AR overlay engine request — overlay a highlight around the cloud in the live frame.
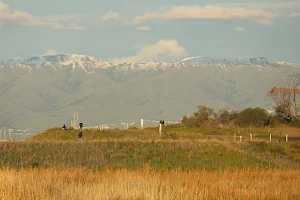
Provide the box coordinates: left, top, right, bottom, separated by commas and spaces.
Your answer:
42, 49, 57, 56
0, 2, 87, 30
102, 11, 121, 20
235, 27, 246, 32
219, 2, 300, 11
137, 26, 151, 31
0, 2, 46, 27
110, 40, 187, 65
289, 13, 300, 17
131, 5, 279, 25
67, 24, 87, 30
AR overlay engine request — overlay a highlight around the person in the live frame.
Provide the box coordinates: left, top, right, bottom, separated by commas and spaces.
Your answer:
79, 121, 83, 129
62, 124, 67, 130
78, 131, 83, 143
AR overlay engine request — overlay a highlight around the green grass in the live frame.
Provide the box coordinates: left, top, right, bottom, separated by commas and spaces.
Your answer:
28, 125, 296, 142
0, 141, 274, 171
1, 125, 299, 172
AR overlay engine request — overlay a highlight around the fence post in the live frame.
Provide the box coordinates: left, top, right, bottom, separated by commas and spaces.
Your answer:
159, 124, 162, 136
234, 133, 236, 141
141, 119, 144, 129
240, 135, 242, 142
270, 134, 272, 142
286, 134, 288, 142
250, 134, 253, 140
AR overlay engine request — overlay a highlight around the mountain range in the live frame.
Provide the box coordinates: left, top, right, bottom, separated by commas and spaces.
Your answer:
0, 54, 299, 132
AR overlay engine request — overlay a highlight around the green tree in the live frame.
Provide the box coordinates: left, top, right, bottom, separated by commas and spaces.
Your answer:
216, 108, 239, 124
235, 107, 269, 127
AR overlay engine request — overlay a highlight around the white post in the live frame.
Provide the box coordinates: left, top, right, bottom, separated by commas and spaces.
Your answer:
250, 134, 253, 140
141, 119, 144, 129
159, 124, 162, 136
270, 134, 272, 142
240, 135, 242, 142
286, 134, 288, 142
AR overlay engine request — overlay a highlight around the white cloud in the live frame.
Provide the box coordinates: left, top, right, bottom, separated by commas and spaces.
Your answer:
42, 49, 57, 56
235, 27, 246, 32
110, 40, 187, 65
0, 2, 87, 30
102, 11, 121, 20
137, 26, 151, 31
0, 2, 46, 27
219, 2, 300, 11
67, 24, 87, 30
289, 13, 300, 17
131, 5, 279, 25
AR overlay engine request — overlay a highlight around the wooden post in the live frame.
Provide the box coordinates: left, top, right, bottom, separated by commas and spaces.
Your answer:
234, 133, 236, 141
286, 134, 288, 142
270, 134, 272, 142
250, 134, 253, 140
159, 124, 162, 136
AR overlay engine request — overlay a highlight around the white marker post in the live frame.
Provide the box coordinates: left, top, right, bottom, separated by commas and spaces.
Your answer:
159, 124, 162, 136
270, 134, 272, 142
250, 134, 253, 140
240, 135, 242, 142
286, 134, 288, 142
141, 119, 144, 129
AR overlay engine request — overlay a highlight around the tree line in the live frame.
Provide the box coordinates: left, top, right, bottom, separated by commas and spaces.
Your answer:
181, 73, 300, 128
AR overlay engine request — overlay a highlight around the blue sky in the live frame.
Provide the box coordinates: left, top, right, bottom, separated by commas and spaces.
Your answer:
0, 0, 300, 63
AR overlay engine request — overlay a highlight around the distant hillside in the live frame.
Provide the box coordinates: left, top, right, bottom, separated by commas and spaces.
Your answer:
1, 54, 299, 131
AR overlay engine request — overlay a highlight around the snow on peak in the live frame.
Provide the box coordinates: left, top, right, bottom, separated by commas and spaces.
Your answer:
1, 54, 112, 72
179, 56, 279, 68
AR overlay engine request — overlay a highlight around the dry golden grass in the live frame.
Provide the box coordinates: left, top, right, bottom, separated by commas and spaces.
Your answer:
0, 168, 299, 200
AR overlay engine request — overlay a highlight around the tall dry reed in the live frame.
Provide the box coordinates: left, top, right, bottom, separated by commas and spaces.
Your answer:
0, 168, 299, 200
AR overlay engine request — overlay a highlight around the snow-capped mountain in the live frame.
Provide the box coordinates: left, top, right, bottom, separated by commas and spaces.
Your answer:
179, 56, 280, 67
1, 54, 299, 73
1, 53, 299, 132
0, 54, 112, 73
2, 54, 300, 74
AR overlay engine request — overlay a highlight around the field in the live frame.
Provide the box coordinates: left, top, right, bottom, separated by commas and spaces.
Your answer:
0, 125, 299, 199
1, 168, 300, 200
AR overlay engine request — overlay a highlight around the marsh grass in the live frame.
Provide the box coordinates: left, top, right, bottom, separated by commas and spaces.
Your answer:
0, 167, 299, 200
0, 140, 299, 171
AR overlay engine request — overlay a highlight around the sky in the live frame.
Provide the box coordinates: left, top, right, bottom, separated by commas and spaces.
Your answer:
0, 0, 300, 63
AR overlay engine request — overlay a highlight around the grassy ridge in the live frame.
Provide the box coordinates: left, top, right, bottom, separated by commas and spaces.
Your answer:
1, 140, 299, 171
29, 125, 298, 142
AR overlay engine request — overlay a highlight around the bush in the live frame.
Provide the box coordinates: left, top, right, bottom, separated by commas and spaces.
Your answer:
235, 107, 269, 127
216, 108, 239, 124
181, 115, 198, 127
290, 119, 300, 128
181, 105, 216, 127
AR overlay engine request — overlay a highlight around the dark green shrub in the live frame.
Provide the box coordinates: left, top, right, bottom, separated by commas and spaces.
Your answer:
235, 107, 269, 127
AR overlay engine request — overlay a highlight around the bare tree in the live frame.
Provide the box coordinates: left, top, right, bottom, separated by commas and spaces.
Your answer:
268, 73, 300, 119
287, 73, 300, 118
